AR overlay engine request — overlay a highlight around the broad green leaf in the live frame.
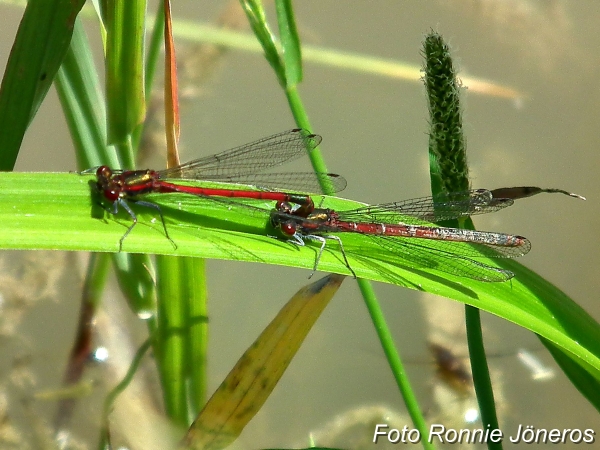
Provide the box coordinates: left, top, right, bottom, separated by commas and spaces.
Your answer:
0, 171, 598, 387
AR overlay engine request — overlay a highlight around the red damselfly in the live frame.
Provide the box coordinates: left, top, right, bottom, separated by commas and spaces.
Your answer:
270, 189, 532, 282
91, 129, 345, 248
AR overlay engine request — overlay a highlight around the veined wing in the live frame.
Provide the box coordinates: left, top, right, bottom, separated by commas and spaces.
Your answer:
160, 129, 322, 179
351, 233, 525, 282
339, 189, 514, 224
219, 172, 346, 194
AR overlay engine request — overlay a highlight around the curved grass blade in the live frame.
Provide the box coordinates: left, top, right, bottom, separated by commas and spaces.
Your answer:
0, 172, 598, 390
0, 0, 86, 170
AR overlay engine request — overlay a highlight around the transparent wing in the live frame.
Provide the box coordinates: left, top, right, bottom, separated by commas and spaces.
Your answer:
339, 189, 514, 224
353, 234, 525, 282
160, 129, 322, 179
220, 172, 346, 194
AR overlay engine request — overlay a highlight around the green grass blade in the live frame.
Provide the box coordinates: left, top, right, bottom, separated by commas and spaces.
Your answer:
154, 255, 209, 424
156, 255, 189, 426
0, 0, 86, 170
275, 0, 302, 86
239, 0, 286, 87
132, 1, 166, 150
55, 19, 116, 169
2, 173, 598, 391
466, 305, 501, 449
180, 257, 209, 417
104, 0, 147, 145
542, 337, 600, 412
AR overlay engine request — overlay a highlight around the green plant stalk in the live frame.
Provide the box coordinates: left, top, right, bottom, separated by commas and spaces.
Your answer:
104, 0, 147, 145
275, 0, 302, 86
423, 31, 499, 442
132, 0, 165, 151
241, 1, 333, 184
113, 133, 136, 170
180, 257, 209, 418
466, 306, 501, 450
116, 0, 205, 424
156, 256, 189, 426
241, 0, 286, 87
280, 5, 428, 438
358, 279, 435, 449
154, 255, 209, 424
465, 305, 499, 429
285, 86, 332, 192
106, 11, 160, 331
138, 2, 210, 423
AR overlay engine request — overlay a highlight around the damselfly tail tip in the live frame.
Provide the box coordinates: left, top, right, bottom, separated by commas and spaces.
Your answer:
543, 188, 586, 200
518, 236, 532, 256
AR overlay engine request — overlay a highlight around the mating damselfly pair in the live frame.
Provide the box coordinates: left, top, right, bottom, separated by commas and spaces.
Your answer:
88, 129, 583, 282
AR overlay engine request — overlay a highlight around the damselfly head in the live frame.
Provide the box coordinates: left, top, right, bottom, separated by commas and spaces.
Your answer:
96, 165, 112, 179
269, 209, 297, 237
280, 221, 297, 237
